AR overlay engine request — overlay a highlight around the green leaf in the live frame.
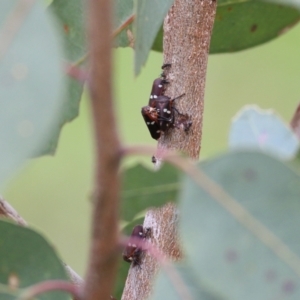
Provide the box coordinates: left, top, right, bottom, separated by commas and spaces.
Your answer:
210, 0, 300, 53
180, 151, 300, 299
134, 0, 175, 75
0, 220, 69, 300
150, 1, 300, 54
261, 0, 300, 10
121, 164, 180, 222
152, 264, 226, 300
229, 105, 299, 159
47, 0, 86, 155
0, 1, 64, 183
114, 0, 134, 47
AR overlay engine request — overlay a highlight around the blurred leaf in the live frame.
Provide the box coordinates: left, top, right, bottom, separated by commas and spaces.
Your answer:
0, 1, 64, 184
47, 0, 86, 155
152, 264, 226, 300
114, 0, 134, 47
210, 0, 300, 53
151, 1, 300, 54
180, 151, 300, 300
0, 220, 69, 300
134, 0, 175, 75
229, 105, 299, 159
151, 26, 163, 53
121, 164, 180, 222
261, 0, 300, 10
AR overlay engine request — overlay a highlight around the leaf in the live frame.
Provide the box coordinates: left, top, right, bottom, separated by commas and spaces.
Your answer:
47, 0, 86, 155
261, 0, 300, 10
114, 0, 134, 47
0, 1, 64, 184
121, 164, 180, 222
180, 151, 300, 299
150, 1, 300, 54
0, 220, 69, 300
134, 0, 175, 75
210, 0, 300, 53
229, 105, 299, 159
151, 264, 226, 300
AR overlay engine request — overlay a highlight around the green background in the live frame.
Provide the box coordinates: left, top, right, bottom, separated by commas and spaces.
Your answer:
3, 23, 300, 279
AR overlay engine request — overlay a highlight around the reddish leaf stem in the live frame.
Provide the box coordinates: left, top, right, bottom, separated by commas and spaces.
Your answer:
17, 280, 81, 300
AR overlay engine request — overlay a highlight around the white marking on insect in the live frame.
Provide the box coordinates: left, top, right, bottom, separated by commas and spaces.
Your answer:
128, 243, 131, 247
139, 232, 143, 236
153, 95, 158, 99
147, 122, 150, 125
158, 84, 163, 88
163, 108, 167, 112
132, 244, 136, 248
150, 95, 153, 99
128, 257, 133, 261
167, 110, 171, 114
151, 121, 155, 125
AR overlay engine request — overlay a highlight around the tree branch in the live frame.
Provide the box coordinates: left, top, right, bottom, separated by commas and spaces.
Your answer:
84, 0, 121, 299
157, 0, 217, 161
122, 1, 217, 299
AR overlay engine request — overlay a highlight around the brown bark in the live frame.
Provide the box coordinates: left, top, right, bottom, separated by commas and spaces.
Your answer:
122, 1, 216, 299
121, 203, 181, 300
156, 0, 217, 161
84, 0, 121, 299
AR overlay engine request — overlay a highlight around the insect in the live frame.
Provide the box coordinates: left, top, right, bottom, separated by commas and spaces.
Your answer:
141, 64, 191, 140
123, 225, 151, 267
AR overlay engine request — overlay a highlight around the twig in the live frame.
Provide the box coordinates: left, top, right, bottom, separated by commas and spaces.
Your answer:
17, 280, 81, 300
290, 102, 300, 139
84, 0, 121, 299
0, 196, 27, 226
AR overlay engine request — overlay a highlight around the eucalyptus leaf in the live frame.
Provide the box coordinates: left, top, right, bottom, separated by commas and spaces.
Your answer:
0, 1, 64, 183
152, 264, 226, 300
47, 0, 86, 155
229, 105, 299, 159
134, 0, 175, 75
180, 151, 300, 299
151, 1, 300, 54
0, 220, 69, 300
121, 164, 180, 222
210, 0, 300, 53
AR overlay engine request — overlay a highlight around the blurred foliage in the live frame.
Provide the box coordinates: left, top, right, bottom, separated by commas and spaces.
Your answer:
1, 1, 300, 299
0, 220, 69, 300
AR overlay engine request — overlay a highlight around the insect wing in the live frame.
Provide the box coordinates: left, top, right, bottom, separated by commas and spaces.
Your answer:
123, 225, 144, 265
141, 106, 161, 140
155, 96, 174, 131
149, 78, 168, 107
